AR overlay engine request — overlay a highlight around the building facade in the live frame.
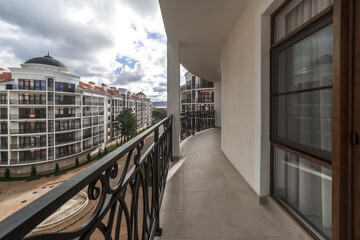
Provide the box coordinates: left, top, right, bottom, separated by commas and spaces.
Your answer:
0, 55, 152, 167
180, 72, 214, 113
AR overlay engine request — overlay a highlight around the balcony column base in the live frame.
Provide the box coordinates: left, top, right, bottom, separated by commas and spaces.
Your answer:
154, 227, 163, 236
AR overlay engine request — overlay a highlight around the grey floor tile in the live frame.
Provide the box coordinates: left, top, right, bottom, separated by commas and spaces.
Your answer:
185, 210, 225, 239
217, 209, 294, 238
161, 192, 184, 210
184, 169, 205, 179
207, 179, 249, 192
184, 179, 209, 192
184, 192, 216, 210
165, 177, 183, 192
202, 169, 227, 179
183, 163, 202, 170
160, 210, 185, 238
211, 191, 260, 210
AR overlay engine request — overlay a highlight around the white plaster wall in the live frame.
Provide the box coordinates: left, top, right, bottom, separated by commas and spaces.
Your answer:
220, 0, 282, 196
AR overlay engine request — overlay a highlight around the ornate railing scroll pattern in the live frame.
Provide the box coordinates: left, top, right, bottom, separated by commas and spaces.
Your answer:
180, 111, 215, 141
0, 116, 173, 240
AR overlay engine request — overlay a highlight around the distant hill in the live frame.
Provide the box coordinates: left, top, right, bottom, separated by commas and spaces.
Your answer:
152, 101, 167, 107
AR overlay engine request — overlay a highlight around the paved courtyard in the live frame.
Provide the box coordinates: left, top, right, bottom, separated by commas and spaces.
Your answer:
157, 128, 300, 240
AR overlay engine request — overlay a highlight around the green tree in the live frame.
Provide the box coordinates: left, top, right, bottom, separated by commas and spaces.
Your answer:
116, 108, 138, 141
4, 168, 10, 179
55, 163, 60, 173
75, 158, 80, 167
31, 166, 37, 176
152, 109, 166, 123
87, 153, 91, 162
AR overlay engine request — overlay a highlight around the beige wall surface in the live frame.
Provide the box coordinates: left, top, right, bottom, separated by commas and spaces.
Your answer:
220, 0, 281, 196
221, 0, 258, 193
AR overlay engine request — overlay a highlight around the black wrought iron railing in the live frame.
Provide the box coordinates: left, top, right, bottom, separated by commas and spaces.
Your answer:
180, 111, 215, 140
0, 115, 173, 239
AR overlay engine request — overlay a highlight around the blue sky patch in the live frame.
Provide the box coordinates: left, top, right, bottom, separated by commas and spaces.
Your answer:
116, 56, 138, 70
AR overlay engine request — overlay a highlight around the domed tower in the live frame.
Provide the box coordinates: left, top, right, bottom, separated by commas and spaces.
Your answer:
20, 53, 71, 74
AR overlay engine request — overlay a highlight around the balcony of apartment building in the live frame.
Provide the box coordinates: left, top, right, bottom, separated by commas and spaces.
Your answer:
54, 82, 83, 94
10, 122, 47, 135
1, 1, 358, 240
55, 121, 81, 133
9, 95, 47, 106
55, 132, 82, 146
10, 149, 47, 165
55, 143, 82, 159
180, 83, 191, 92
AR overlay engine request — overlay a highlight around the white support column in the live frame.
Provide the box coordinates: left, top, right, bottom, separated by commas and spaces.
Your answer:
214, 81, 221, 127
167, 41, 180, 160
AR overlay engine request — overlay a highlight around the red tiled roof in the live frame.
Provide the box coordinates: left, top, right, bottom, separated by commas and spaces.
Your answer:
0, 68, 4, 71
78, 81, 150, 102
0, 72, 14, 83
79, 81, 106, 94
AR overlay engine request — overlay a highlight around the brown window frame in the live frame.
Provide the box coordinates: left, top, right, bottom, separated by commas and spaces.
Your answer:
270, 11, 333, 162
270, 2, 335, 240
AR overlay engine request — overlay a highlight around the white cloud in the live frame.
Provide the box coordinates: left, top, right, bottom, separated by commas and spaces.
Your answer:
0, 0, 170, 102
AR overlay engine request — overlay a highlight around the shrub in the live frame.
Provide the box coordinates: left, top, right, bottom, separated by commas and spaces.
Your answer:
98, 150, 101, 158
87, 153, 91, 162
4, 168, 10, 179
116, 141, 119, 147
104, 146, 108, 154
55, 163, 59, 173
75, 158, 79, 167
31, 166, 37, 176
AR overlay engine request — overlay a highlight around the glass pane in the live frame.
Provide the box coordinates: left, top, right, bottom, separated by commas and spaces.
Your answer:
277, 89, 332, 152
274, 147, 332, 239
276, 23, 333, 93
274, 0, 333, 42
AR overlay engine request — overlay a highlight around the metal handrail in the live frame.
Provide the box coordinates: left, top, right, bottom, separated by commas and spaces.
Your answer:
181, 110, 215, 141
0, 115, 172, 239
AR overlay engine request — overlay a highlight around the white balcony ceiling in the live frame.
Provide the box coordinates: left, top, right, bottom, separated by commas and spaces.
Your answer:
159, 0, 249, 82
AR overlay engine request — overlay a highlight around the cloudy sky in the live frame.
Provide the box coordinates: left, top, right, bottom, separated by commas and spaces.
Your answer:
0, 0, 186, 102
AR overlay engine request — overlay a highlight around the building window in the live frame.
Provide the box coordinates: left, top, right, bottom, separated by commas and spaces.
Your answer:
271, 1, 333, 239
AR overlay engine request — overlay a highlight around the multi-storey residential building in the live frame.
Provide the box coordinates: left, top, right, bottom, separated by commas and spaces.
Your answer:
0, 54, 152, 170
180, 72, 214, 113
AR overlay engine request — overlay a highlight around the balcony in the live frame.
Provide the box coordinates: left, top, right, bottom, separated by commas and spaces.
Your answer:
181, 98, 191, 104
196, 98, 214, 103
181, 84, 191, 91
55, 149, 81, 159
10, 114, 46, 120
55, 137, 82, 145
55, 101, 81, 105
83, 112, 92, 117
0, 117, 172, 239
83, 133, 92, 140
196, 83, 214, 89
10, 142, 46, 150
55, 114, 76, 118
10, 128, 47, 134
156, 128, 295, 239
55, 126, 81, 132
10, 99, 46, 105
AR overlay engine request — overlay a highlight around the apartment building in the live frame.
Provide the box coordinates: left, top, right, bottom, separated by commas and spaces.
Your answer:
180, 72, 214, 113
0, 54, 152, 169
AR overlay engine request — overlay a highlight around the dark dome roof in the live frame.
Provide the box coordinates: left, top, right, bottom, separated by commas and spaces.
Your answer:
24, 54, 68, 69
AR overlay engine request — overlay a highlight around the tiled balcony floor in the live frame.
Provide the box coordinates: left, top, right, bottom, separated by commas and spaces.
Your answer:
157, 128, 299, 240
